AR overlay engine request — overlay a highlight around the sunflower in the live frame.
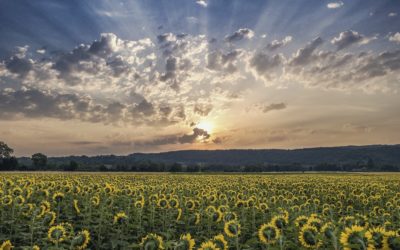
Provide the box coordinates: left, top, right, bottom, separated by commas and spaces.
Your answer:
43, 211, 56, 226
194, 212, 201, 225
258, 223, 280, 244
206, 205, 217, 214
213, 234, 228, 250
21, 203, 34, 217
32, 245, 40, 250
271, 215, 288, 229
299, 225, 321, 249
368, 227, 386, 249
169, 198, 179, 208
52, 192, 64, 203
48, 225, 67, 244
14, 195, 25, 206
210, 210, 223, 223
134, 200, 144, 209
383, 231, 400, 250
71, 229, 90, 250
258, 203, 269, 212
1, 195, 13, 206
113, 211, 128, 224
176, 208, 182, 221
41, 201, 51, 212
0, 240, 13, 250
306, 217, 323, 230
73, 199, 80, 214
185, 199, 196, 211
198, 241, 220, 250
294, 215, 309, 228
320, 222, 335, 239
223, 212, 237, 222
176, 233, 195, 250
140, 233, 164, 250
340, 225, 373, 250
157, 198, 169, 209
224, 220, 241, 238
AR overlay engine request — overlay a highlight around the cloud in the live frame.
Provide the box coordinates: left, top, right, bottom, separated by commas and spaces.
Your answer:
5, 56, 32, 78
331, 30, 375, 50
262, 103, 287, 113
194, 103, 213, 116
266, 36, 293, 51
196, 0, 207, 7
327, 1, 344, 9
134, 127, 211, 146
250, 52, 284, 80
290, 37, 323, 65
389, 32, 400, 44
1, 31, 400, 130
388, 12, 398, 17
225, 28, 254, 43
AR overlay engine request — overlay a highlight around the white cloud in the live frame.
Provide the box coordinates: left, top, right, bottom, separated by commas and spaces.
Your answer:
225, 28, 255, 43
196, 0, 207, 7
327, 1, 344, 9
388, 12, 398, 17
266, 36, 293, 51
389, 32, 400, 44
331, 30, 376, 50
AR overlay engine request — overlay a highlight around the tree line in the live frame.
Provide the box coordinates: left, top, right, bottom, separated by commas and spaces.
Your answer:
1, 141, 399, 172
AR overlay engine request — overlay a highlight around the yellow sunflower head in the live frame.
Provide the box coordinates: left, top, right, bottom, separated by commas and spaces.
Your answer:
177, 233, 195, 250
71, 229, 90, 250
48, 225, 67, 244
0, 240, 13, 250
113, 211, 128, 224
383, 231, 400, 250
299, 225, 322, 249
224, 220, 241, 238
198, 241, 220, 250
213, 234, 228, 250
340, 225, 372, 250
140, 233, 164, 250
52, 192, 64, 203
368, 227, 386, 249
258, 223, 280, 245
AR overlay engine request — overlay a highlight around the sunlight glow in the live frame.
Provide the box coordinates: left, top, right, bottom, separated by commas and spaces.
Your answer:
197, 120, 214, 133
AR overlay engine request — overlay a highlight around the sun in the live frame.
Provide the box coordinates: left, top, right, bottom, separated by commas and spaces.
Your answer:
197, 121, 214, 133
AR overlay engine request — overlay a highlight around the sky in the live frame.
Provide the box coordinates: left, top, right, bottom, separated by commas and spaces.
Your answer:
0, 0, 400, 156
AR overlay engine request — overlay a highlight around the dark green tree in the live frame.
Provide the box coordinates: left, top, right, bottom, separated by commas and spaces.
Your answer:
31, 153, 47, 168
0, 141, 14, 158
64, 160, 79, 171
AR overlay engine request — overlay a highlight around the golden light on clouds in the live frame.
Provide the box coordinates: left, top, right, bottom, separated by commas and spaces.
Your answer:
196, 120, 214, 134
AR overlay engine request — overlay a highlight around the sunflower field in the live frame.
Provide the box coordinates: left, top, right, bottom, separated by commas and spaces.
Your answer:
0, 173, 399, 250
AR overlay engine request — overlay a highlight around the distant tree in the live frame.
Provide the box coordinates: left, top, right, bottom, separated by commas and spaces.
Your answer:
381, 165, 399, 172
0, 141, 14, 158
187, 164, 201, 172
0, 157, 18, 170
99, 165, 109, 172
169, 163, 183, 172
31, 153, 47, 168
64, 160, 79, 171
367, 158, 375, 170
